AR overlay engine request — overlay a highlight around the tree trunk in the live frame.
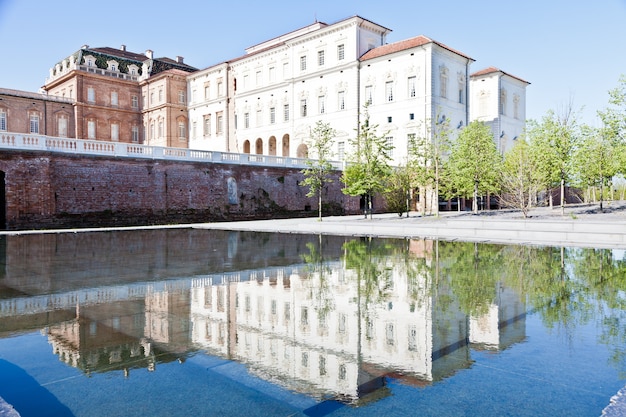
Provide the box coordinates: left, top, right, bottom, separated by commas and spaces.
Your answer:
318, 192, 323, 221
473, 181, 479, 214
560, 178, 565, 217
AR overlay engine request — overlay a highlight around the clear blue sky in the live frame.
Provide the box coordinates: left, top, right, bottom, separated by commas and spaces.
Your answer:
1, 0, 624, 125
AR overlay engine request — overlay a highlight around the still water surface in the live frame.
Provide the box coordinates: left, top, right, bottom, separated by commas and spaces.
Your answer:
0, 229, 624, 416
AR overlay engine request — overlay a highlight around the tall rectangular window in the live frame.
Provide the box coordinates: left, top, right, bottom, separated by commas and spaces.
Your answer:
0, 110, 7, 131
178, 121, 186, 139
283, 104, 290, 121
337, 141, 345, 160
111, 123, 119, 141
111, 91, 118, 107
337, 44, 345, 61
204, 83, 210, 99
87, 87, 95, 103
270, 107, 276, 124
29, 114, 39, 134
216, 112, 223, 134
244, 112, 249, 129
283, 62, 289, 78
158, 121, 163, 137
338, 91, 345, 110
386, 81, 394, 102
217, 80, 224, 97
269, 67, 276, 82
256, 71, 262, 86
204, 115, 211, 136
408, 76, 416, 98
318, 96, 325, 114
317, 50, 325, 66
179, 91, 186, 104
256, 109, 262, 127
58, 116, 67, 137
365, 85, 373, 105
158, 89, 163, 102
386, 136, 394, 157
300, 55, 307, 71
88, 120, 96, 139
192, 121, 197, 139
300, 99, 307, 117
132, 95, 139, 109
132, 126, 139, 143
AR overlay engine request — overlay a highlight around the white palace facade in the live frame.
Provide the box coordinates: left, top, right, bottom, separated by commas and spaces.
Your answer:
187, 16, 529, 165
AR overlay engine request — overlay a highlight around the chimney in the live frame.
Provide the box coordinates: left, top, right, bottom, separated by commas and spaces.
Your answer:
145, 49, 153, 59
120, 44, 126, 51
176, 56, 184, 64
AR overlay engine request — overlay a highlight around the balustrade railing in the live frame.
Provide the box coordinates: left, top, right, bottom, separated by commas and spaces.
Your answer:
0, 132, 344, 169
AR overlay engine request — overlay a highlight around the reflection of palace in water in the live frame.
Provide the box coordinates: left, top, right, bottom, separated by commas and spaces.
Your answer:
0, 231, 527, 402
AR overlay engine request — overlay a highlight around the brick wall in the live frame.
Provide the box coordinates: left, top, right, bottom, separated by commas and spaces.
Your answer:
0, 150, 360, 230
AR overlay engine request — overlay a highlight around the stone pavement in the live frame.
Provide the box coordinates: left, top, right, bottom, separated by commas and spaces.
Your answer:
194, 202, 626, 249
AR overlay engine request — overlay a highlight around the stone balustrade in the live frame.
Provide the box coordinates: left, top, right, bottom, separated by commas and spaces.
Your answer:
0, 132, 344, 169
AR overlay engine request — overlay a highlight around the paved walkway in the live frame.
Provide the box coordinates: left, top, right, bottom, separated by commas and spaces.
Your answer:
194, 202, 626, 249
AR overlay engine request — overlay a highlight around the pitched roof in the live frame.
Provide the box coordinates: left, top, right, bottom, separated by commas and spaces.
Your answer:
360, 35, 473, 61
471, 66, 530, 84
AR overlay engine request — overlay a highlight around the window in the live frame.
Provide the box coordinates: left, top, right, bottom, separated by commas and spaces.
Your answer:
338, 91, 345, 110
149, 122, 154, 140
365, 85, 373, 105
387, 116, 392, 123
317, 50, 325, 66
132, 95, 138, 109
408, 76, 416, 98
283, 104, 290, 121
337, 141, 345, 160
513, 94, 520, 119
87, 87, 95, 103
217, 80, 224, 97
318, 96, 325, 114
300, 55, 307, 71
158, 120, 163, 137
192, 121, 197, 139
500, 89, 507, 115
158, 89, 163, 102
111, 91, 118, 107
150, 92, 154, 105
255, 70, 262, 87
440, 66, 448, 98
256, 109, 262, 127
269, 66, 276, 82
407, 133, 416, 148
111, 123, 119, 141
244, 112, 249, 129
29, 114, 39, 134
270, 107, 276, 124
409, 113, 415, 120
337, 44, 345, 61
216, 112, 223, 134
386, 136, 394, 157
204, 115, 211, 136
88, 120, 96, 139
385, 81, 394, 102
0, 109, 7, 131
283, 62, 289, 78
57, 116, 67, 137
178, 121, 186, 139
204, 84, 210, 99
132, 126, 139, 143
178, 90, 186, 104
300, 99, 307, 117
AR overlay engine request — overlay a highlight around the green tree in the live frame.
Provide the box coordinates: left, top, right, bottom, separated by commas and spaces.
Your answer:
446, 121, 501, 214
572, 125, 619, 210
526, 105, 580, 215
499, 138, 539, 217
384, 165, 412, 217
407, 113, 452, 216
598, 75, 626, 178
342, 106, 393, 219
301, 121, 336, 221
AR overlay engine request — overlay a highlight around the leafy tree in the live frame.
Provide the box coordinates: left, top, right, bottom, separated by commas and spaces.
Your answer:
407, 113, 452, 216
526, 105, 580, 215
342, 106, 393, 219
572, 125, 619, 210
301, 121, 336, 221
446, 121, 501, 214
499, 138, 539, 217
384, 165, 412, 217
598, 75, 626, 179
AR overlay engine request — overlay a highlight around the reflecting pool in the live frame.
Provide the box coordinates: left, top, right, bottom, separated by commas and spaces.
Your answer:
0, 229, 625, 416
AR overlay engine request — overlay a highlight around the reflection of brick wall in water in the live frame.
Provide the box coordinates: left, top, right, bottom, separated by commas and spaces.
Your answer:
0, 151, 359, 229
2, 230, 347, 294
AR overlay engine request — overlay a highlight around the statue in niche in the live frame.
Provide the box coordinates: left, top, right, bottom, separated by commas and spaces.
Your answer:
227, 177, 238, 205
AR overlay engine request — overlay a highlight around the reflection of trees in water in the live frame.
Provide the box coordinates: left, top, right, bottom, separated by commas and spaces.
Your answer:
300, 235, 626, 376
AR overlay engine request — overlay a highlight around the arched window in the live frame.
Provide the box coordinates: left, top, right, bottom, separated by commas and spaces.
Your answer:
255, 138, 263, 154
297, 143, 308, 158
269, 136, 277, 155
243, 140, 251, 154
